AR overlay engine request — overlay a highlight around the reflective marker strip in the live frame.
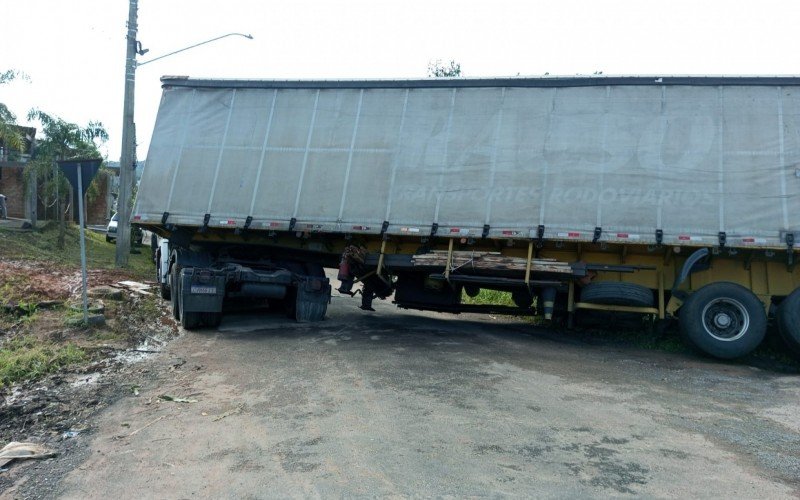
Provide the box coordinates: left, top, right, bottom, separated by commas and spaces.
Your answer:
615, 233, 640, 240
133, 215, 141, 221
678, 235, 703, 242
219, 220, 236, 226
401, 227, 420, 233
557, 232, 581, 238
502, 230, 521, 236
352, 225, 371, 231
741, 237, 767, 244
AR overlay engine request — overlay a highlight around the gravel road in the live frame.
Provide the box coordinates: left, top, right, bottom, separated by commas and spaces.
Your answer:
9, 287, 800, 498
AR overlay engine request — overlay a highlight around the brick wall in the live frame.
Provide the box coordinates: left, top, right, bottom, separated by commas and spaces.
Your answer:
1, 166, 110, 224
0, 166, 27, 218
68, 172, 111, 225
86, 173, 110, 225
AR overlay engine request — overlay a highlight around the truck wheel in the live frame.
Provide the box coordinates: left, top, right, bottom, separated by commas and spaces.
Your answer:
579, 282, 654, 307
678, 282, 766, 359
776, 287, 800, 358
170, 263, 182, 320
181, 310, 201, 329
296, 298, 327, 322
176, 267, 202, 329
158, 258, 171, 301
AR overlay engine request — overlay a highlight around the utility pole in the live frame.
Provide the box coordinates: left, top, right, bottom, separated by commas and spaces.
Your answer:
116, 0, 137, 267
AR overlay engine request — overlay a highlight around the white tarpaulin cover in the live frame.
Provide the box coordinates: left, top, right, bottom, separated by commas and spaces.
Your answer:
134, 76, 800, 249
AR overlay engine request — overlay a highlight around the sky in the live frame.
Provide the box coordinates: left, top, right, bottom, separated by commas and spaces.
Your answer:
1, 0, 799, 161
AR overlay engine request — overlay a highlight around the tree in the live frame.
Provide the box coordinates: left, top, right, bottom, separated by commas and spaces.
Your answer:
427, 59, 462, 78
0, 70, 26, 154
25, 109, 108, 248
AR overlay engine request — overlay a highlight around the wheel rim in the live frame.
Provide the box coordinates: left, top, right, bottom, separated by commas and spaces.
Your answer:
701, 297, 750, 341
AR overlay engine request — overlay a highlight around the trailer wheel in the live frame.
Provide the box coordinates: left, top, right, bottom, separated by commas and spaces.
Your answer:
170, 263, 182, 320
776, 287, 800, 357
678, 282, 766, 359
579, 282, 654, 307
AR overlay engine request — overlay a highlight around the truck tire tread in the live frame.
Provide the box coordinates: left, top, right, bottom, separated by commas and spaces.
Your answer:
776, 287, 800, 358
580, 282, 654, 307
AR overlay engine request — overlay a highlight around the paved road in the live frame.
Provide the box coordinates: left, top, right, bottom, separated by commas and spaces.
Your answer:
52, 289, 800, 498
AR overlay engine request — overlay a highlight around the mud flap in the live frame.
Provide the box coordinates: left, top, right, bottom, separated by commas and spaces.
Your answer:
294, 276, 331, 322
180, 268, 226, 314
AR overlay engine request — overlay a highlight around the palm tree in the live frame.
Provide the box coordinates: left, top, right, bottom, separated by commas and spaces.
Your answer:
26, 109, 108, 247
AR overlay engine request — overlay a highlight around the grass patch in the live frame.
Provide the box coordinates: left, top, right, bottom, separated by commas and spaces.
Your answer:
0, 224, 172, 390
0, 221, 153, 279
89, 330, 125, 342
0, 336, 88, 389
0, 275, 36, 304
462, 288, 517, 307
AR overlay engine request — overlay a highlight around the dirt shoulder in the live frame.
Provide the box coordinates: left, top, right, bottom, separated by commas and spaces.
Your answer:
0, 224, 177, 494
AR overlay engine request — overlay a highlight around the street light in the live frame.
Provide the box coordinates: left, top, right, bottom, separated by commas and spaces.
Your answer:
138, 33, 253, 67
115, 0, 253, 267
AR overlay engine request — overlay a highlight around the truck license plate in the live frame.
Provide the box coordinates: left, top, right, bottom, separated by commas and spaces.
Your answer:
190, 286, 217, 294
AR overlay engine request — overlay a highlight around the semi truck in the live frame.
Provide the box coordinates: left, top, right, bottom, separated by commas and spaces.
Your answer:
133, 75, 800, 360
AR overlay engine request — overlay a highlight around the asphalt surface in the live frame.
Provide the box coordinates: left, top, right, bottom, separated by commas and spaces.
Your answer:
29, 286, 800, 498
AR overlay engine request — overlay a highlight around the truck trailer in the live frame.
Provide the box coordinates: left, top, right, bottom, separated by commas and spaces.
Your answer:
133, 75, 800, 360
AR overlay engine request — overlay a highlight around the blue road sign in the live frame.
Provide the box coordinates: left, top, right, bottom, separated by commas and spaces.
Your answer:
57, 159, 102, 194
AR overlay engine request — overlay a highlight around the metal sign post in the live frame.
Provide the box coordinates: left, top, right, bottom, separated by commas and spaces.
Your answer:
58, 159, 102, 325
76, 165, 89, 323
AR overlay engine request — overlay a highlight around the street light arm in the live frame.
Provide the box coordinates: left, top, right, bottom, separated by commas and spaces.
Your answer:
137, 32, 253, 66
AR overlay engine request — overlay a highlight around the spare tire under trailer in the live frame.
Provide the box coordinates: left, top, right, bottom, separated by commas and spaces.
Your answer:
572, 281, 656, 330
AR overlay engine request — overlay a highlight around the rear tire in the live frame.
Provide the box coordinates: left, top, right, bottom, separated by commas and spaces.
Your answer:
170, 263, 182, 320
176, 267, 201, 330
158, 258, 171, 301
776, 287, 800, 358
180, 310, 201, 329
678, 282, 766, 359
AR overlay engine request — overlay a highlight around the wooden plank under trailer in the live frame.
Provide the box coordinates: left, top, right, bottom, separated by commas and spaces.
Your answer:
359, 240, 667, 321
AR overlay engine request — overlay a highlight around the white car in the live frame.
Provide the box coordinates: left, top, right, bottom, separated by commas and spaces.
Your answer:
106, 213, 143, 245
